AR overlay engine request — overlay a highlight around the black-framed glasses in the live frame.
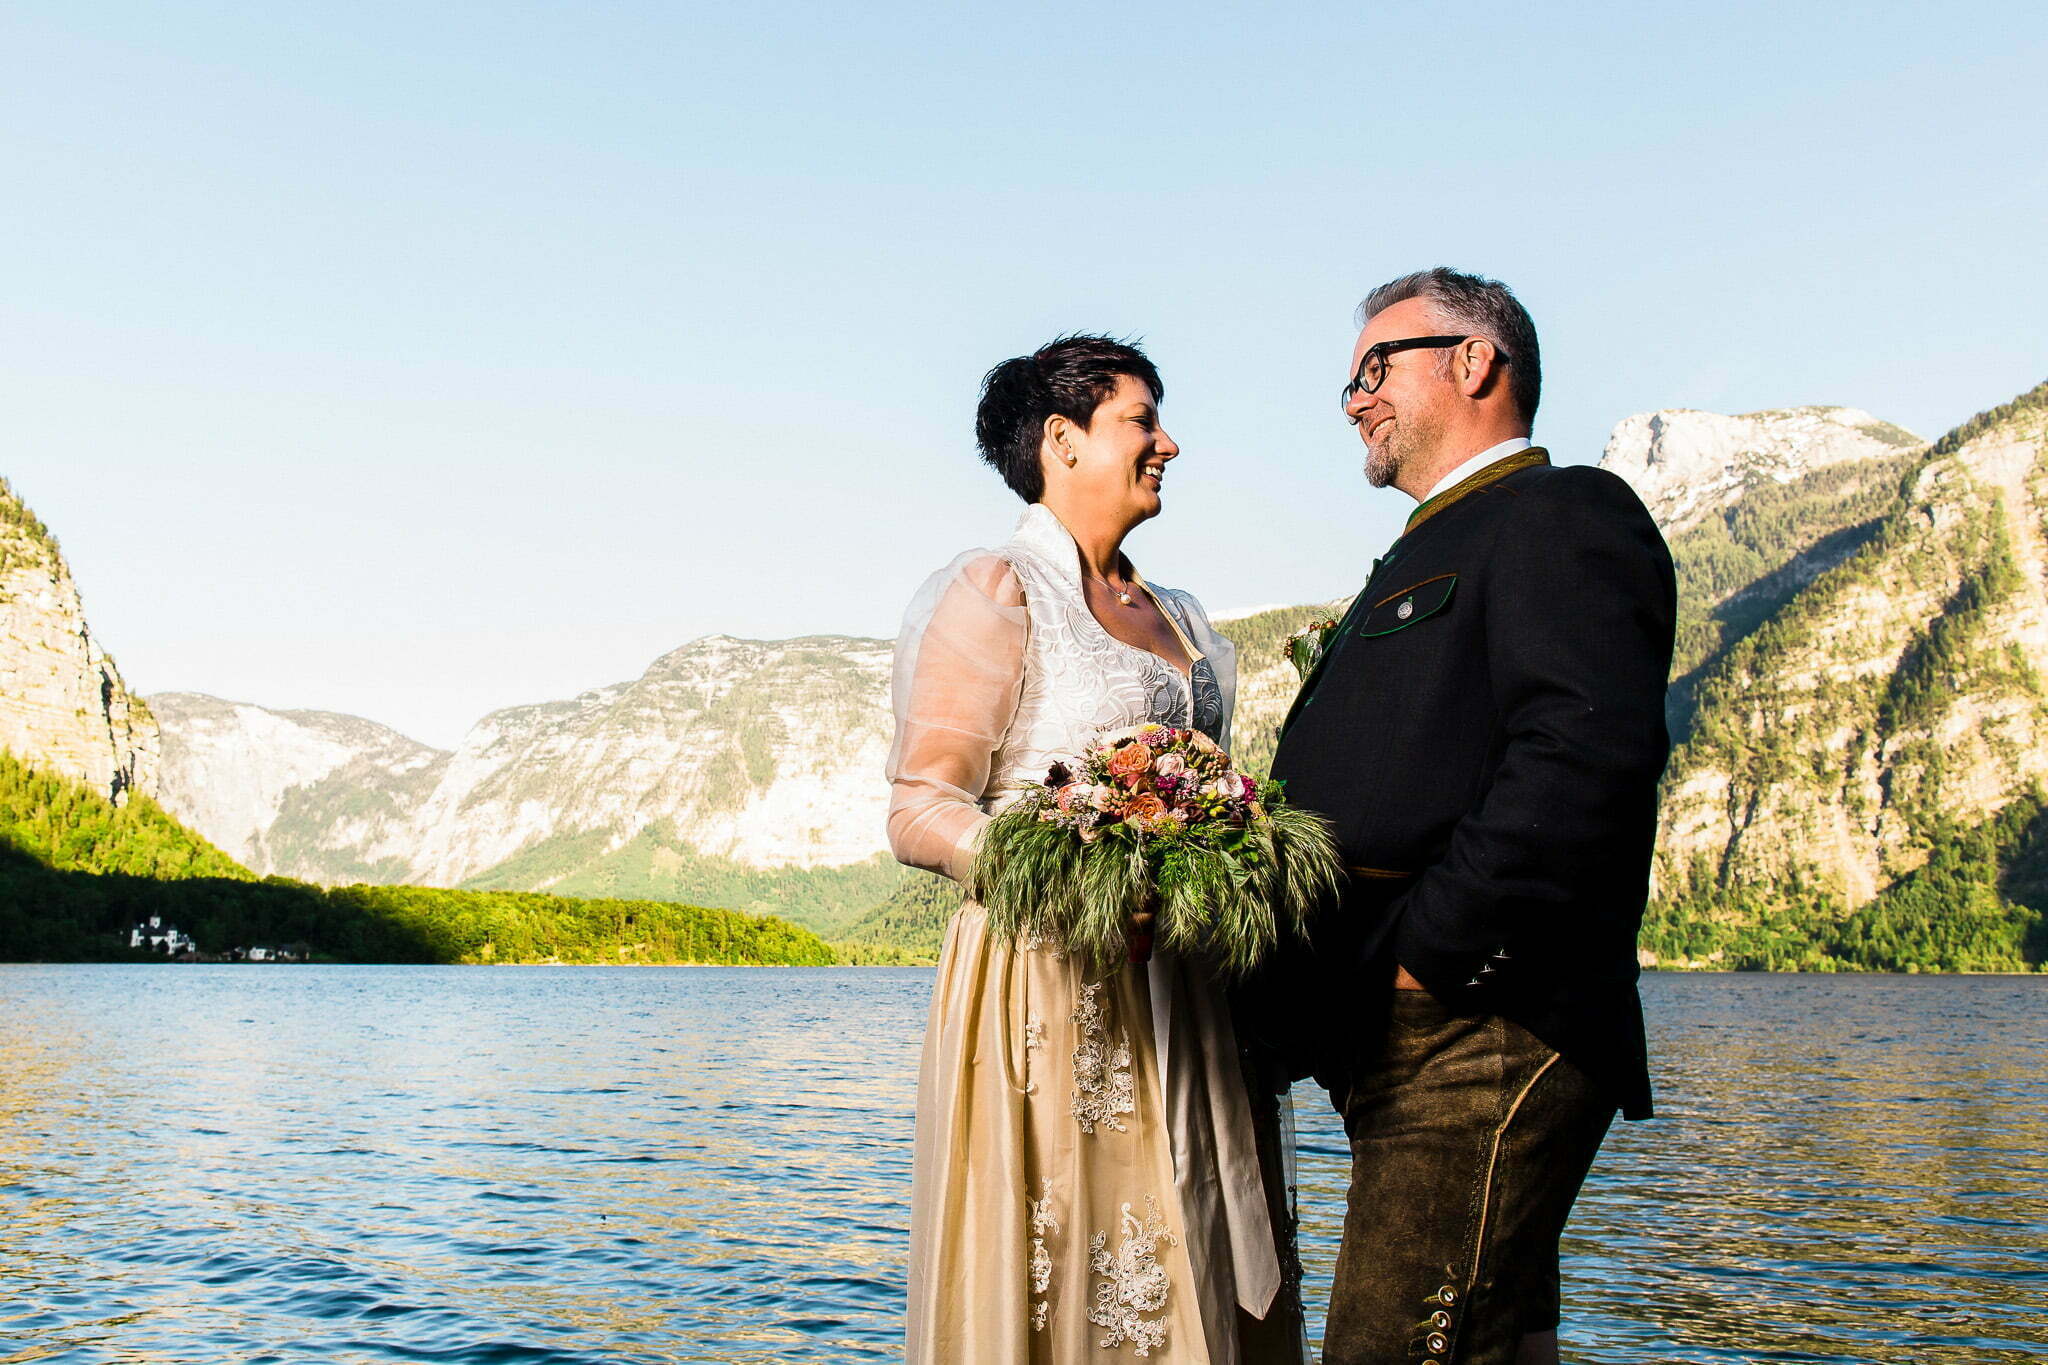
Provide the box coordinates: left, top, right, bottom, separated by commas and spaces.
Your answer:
1341, 335, 1509, 417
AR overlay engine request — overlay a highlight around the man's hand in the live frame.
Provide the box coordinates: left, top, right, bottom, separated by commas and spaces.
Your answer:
1393, 963, 1428, 992
1128, 892, 1159, 965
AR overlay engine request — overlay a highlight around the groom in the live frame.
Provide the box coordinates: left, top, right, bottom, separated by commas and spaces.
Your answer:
1266, 269, 1675, 1364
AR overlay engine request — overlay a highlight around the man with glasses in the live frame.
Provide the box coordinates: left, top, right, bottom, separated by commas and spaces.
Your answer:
1253, 268, 1677, 1364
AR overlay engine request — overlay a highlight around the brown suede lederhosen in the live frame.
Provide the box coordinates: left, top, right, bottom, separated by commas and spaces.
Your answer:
1322, 987, 1615, 1365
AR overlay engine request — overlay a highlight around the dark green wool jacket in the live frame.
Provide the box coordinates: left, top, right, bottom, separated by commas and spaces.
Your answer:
1255, 452, 1675, 1120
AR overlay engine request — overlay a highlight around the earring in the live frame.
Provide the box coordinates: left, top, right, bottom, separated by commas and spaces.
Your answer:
1062, 449, 1077, 467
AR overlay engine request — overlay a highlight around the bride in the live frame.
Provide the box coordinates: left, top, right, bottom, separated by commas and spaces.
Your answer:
887, 335, 1304, 1362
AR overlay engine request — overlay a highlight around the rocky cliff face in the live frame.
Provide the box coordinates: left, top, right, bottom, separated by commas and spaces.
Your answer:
403, 634, 896, 885
151, 693, 448, 881
1604, 411, 1928, 741
1648, 381, 2048, 930
0, 477, 158, 802
1600, 406, 1921, 534
153, 634, 897, 889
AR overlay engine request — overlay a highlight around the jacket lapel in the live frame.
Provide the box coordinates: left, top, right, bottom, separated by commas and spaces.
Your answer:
1277, 448, 1549, 743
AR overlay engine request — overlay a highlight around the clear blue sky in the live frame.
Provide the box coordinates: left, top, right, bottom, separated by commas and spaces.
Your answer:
6, 1, 2044, 747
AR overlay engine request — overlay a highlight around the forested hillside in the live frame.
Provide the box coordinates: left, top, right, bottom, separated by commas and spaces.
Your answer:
0, 750, 833, 966
1645, 381, 2048, 971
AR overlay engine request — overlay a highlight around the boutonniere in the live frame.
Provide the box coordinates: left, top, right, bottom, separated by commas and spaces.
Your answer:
1283, 617, 1340, 681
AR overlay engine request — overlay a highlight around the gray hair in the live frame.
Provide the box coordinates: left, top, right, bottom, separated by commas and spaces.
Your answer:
1357, 267, 1540, 424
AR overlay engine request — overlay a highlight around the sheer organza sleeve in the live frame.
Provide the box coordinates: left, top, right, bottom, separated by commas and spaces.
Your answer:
886, 551, 1028, 884
1168, 588, 1238, 754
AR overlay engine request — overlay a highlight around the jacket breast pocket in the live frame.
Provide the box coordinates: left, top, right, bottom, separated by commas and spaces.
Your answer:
1356, 572, 1457, 637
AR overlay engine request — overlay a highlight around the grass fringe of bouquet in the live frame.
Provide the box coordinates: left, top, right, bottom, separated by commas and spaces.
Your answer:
971, 795, 1341, 979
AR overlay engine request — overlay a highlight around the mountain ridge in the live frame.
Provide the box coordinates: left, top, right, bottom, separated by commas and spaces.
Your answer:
128, 390, 2048, 971
1643, 379, 2048, 969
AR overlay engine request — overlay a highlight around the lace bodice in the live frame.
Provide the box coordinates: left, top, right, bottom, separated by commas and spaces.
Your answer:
887, 504, 1239, 883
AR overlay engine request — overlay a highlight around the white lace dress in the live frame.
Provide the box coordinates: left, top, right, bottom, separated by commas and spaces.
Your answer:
888, 503, 1303, 1363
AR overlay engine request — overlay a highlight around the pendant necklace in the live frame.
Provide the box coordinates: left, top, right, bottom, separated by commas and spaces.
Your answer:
1086, 570, 1137, 607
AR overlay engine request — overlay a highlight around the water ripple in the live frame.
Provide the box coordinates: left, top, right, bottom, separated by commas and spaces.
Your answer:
1, 967, 2042, 1362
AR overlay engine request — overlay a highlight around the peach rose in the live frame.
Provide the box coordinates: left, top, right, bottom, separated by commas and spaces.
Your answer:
1125, 793, 1168, 824
1109, 742, 1153, 785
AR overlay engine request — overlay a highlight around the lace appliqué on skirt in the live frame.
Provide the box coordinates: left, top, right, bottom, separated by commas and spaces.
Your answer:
1019, 924, 1067, 957
1028, 1179, 1059, 1332
1088, 1197, 1176, 1356
1017, 1011, 1045, 1096
1069, 981, 1135, 1135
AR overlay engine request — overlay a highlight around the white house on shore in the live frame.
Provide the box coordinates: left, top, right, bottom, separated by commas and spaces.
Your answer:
129, 915, 195, 956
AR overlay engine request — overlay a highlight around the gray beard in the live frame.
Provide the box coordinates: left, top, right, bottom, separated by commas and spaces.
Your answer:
1363, 442, 1399, 489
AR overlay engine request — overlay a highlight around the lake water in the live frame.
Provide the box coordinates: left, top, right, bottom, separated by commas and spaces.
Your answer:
1, 968, 2042, 1364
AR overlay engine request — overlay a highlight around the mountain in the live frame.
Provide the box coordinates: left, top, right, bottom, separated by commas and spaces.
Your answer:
0, 478, 838, 967
1598, 407, 1928, 739
1599, 406, 1921, 534
0, 477, 158, 803
152, 636, 904, 936
1641, 381, 2048, 970
152, 693, 447, 882
150, 408, 1916, 899
142, 393, 2048, 972
404, 633, 895, 883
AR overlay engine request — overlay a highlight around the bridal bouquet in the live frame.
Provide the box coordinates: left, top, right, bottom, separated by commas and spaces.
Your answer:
971, 723, 1340, 977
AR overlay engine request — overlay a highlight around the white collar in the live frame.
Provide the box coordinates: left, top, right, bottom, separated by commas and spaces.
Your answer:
1010, 503, 1160, 592
1010, 503, 1087, 585
1422, 436, 1534, 503
1009, 502, 1172, 602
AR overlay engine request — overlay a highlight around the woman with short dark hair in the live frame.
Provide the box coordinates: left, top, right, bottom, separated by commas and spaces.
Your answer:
888, 335, 1303, 1361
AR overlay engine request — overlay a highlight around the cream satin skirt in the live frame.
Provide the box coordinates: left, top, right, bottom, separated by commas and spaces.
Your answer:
907, 902, 1305, 1363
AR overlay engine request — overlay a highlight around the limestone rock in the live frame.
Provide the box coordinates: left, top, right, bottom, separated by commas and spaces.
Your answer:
1652, 382, 2048, 912
151, 692, 447, 879
152, 634, 898, 886
1600, 406, 1920, 533
402, 634, 897, 885
0, 477, 157, 802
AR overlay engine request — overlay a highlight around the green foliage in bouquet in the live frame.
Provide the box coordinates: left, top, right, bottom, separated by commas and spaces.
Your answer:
1283, 616, 1341, 681
970, 724, 1341, 978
